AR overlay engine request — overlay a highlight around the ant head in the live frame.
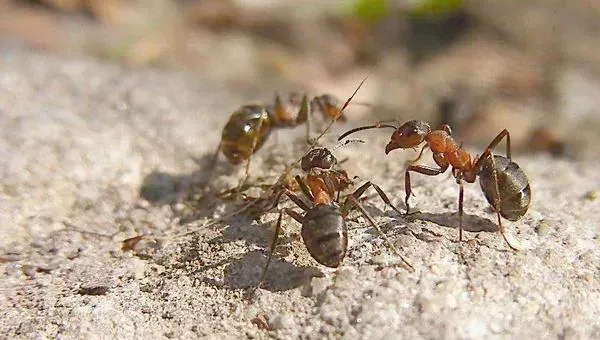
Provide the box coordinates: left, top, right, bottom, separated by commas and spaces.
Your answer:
301, 147, 338, 171
385, 120, 431, 154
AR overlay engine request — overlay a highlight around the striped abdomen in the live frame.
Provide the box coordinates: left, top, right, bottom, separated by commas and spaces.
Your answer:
301, 204, 347, 267
479, 155, 531, 221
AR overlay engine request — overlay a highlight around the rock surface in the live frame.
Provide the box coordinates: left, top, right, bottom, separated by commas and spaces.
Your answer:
1, 50, 599, 339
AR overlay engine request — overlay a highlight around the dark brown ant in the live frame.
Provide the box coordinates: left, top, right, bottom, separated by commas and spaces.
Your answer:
338, 120, 531, 250
210, 92, 354, 190
250, 144, 414, 294
122, 77, 370, 249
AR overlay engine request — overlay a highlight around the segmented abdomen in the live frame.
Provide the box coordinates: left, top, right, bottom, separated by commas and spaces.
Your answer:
479, 155, 531, 221
301, 204, 347, 268
220, 105, 271, 164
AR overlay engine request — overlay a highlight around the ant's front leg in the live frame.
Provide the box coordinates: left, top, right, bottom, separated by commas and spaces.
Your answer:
342, 181, 402, 215
404, 164, 447, 214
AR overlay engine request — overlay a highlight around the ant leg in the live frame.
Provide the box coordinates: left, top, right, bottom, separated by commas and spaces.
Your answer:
294, 175, 315, 202
458, 178, 464, 243
286, 209, 304, 222
342, 181, 402, 215
489, 155, 518, 251
285, 188, 312, 212
236, 157, 252, 191
345, 195, 414, 271
249, 186, 310, 297
249, 209, 285, 297
235, 117, 271, 192
408, 144, 428, 164
404, 165, 447, 215
474, 130, 512, 171
369, 182, 403, 214
294, 95, 310, 143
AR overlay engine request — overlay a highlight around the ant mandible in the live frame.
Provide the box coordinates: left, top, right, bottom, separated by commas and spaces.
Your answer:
338, 120, 531, 251
250, 145, 414, 295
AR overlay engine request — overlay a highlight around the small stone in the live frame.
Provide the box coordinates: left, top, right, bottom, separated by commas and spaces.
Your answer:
77, 285, 110, 296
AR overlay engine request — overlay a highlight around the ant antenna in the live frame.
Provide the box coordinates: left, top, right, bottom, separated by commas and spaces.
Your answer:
331, 138, 365, 152
271, 73, 371, 187
308, 72, 371, 150
337, 122, 398, 141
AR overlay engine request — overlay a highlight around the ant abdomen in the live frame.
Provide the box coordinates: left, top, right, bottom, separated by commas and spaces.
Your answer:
301, 204, 348, 268
220, 105, 272, 164
479, 155, 531, 221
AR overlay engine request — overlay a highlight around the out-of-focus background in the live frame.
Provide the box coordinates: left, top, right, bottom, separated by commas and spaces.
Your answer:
1, 0, 599, 160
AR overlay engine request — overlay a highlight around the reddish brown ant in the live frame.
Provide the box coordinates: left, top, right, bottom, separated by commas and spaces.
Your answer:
338, 120, 531, 250
250, 144, 414, 294
123, 77, 370, 253
210, 91, 358, 191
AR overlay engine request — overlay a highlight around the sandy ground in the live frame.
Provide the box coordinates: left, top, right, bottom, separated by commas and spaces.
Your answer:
1, 50, 599, 339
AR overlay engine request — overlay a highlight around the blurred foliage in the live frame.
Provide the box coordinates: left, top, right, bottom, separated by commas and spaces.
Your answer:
347, 0, 465, 22
409, 0, 465, 16
349, 0, 388, 23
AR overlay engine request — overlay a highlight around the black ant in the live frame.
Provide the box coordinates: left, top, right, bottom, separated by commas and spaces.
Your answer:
338, 120, 531, 250
250, 145, 414, 294
210, 92, 354, 190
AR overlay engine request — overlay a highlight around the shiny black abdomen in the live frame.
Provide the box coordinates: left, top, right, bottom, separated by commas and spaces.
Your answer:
301, 204, 347, 267
479, 155, 531, 221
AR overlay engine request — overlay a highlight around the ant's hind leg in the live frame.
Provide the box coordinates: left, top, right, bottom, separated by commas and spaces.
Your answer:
489, 155, 518, 251
474, 129, 512, 168
497, 212, 518, 251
